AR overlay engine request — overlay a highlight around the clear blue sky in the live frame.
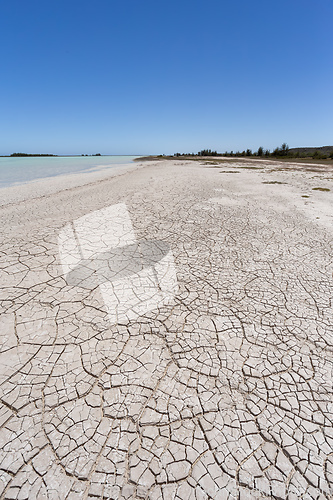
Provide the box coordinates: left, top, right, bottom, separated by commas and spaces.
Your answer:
1, 0, 332, 155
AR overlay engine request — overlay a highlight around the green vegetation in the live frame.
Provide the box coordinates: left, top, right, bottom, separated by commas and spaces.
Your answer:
175, 149, 218, 157
10, 153, 57, 157
173, 144, 333, 161
198, 149, 218, 156
272, 143, 289, 156
291, 146, 333, 159
3, 153, 102, 158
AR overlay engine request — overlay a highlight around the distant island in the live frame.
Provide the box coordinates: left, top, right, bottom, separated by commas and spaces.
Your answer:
1, 153, 103, 157
9, 153, 58, 157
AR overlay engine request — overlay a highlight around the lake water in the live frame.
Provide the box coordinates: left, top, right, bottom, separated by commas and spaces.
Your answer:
0, 156, 139, 189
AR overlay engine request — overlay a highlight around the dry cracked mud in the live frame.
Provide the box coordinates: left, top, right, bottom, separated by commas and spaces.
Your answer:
0, 159, 332, 499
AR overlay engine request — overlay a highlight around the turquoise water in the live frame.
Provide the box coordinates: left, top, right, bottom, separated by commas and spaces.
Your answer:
0, 156, 139, 189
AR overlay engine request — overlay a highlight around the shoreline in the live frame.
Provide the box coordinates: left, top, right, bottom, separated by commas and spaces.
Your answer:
2, 155, 332, 208
1, 158, 332, 233
0, 159, 146, 207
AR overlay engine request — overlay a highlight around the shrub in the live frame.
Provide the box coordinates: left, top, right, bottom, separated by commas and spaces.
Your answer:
198, 149, 218, 156
257, 147, 264, 157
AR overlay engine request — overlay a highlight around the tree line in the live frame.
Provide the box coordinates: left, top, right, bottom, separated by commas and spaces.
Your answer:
9, 153, 58, 157
174, 144, 333, 159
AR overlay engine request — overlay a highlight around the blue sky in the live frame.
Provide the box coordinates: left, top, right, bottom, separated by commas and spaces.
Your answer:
1, 0, 332, 155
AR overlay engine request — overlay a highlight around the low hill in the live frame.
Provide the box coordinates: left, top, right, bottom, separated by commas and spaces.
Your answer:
289, 146, 333, 156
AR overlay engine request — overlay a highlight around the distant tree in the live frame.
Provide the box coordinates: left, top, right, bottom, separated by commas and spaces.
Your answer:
272, 143, 289, 157
257, 146, 264, 157
330, 151, 333, 159
10, 152, 57, 157
264, 149, 270, 157
281, 143, 289, 156
246, 149, 252, 156
313, 150, 327, 159
198, 149, 217, 156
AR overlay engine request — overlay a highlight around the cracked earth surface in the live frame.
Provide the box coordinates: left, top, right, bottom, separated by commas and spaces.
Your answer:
0, 159, 332, 499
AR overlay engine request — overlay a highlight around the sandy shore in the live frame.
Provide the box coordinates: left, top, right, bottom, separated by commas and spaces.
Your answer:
0, 159, 145, 206
0, 158, 332, 498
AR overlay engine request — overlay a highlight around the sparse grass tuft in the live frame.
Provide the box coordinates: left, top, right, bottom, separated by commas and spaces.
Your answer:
262, 181, 287, 184
239, 166, 262, 170
220, 171, 240, 174
312, 187, 330, 192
